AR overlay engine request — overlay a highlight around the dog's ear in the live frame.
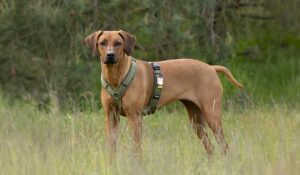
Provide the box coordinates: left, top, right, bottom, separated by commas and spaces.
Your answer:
119, 30, 136, 56
84, 30, 103, 56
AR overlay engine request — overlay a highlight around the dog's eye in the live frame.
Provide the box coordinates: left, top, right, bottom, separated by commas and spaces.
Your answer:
99, 41, 106, 47
114, 41, 121, 47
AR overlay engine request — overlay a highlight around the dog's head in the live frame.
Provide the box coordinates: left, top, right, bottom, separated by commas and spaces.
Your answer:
84, 30, 136, 64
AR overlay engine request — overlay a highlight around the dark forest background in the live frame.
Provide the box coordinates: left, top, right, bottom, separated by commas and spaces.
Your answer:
0, 0, 299, 110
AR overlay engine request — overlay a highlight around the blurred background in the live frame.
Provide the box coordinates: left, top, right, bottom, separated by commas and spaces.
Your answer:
0, 0, 299, 110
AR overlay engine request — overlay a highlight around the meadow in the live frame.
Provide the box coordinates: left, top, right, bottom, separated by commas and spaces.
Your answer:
1, 38, 299, 175
1, 96, 299, 175
1, 1, 300, 174
1, 28, 299, 175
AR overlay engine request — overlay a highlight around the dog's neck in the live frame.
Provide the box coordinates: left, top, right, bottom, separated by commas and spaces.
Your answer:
101, 55, 131, 88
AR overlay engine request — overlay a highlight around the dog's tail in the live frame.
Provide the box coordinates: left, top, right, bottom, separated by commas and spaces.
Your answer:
212, 65, 244, 89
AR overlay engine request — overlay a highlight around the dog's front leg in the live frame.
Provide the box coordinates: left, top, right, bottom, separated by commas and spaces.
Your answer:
105, 108, 120, 158
127, 114, 142, 154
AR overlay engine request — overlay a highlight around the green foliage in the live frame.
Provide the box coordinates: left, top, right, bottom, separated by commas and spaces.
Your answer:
220, 34, 300, 106
0, 0, 99, 109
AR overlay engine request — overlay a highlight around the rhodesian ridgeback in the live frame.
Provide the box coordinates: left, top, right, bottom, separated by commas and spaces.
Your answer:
84, 30, 243, 156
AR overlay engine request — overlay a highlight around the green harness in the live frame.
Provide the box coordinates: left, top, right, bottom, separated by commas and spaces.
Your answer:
100, 58, 163, 116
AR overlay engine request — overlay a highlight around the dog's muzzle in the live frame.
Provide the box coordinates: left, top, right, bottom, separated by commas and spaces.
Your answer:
104, 51, 117, 64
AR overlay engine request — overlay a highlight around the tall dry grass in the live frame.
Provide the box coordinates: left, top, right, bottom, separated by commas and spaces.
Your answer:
0, 96, 299, 175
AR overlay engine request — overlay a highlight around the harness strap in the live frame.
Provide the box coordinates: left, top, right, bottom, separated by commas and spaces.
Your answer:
101, 59, 137, 110
142, 62, 163, 115
101, 59, 163, 116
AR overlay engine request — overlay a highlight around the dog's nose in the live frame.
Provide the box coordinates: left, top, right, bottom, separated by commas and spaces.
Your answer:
107, 51, 115, 58
104, 50, 117, 64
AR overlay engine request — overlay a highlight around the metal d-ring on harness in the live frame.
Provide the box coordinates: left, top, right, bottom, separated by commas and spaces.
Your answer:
100, 58, 163, 116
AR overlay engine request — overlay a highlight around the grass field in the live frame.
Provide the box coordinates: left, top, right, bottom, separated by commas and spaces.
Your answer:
1, 1, 299, 174
0, 33, 298, 175
0, 97, 299, 175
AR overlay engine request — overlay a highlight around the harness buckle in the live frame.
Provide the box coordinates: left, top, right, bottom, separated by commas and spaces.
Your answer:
152, 63, 160, 70
113, 93, 120, 100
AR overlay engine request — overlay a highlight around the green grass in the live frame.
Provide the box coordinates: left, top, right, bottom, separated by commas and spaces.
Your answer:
0, 97, 299, 175
219, 44, 300, 106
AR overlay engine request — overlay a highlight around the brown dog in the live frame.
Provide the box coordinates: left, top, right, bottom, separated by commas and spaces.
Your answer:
84, 30, 243, 155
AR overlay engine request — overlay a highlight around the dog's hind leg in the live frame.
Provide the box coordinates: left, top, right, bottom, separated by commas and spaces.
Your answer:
202, 98, 229, 154
181, 100, 213, 155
